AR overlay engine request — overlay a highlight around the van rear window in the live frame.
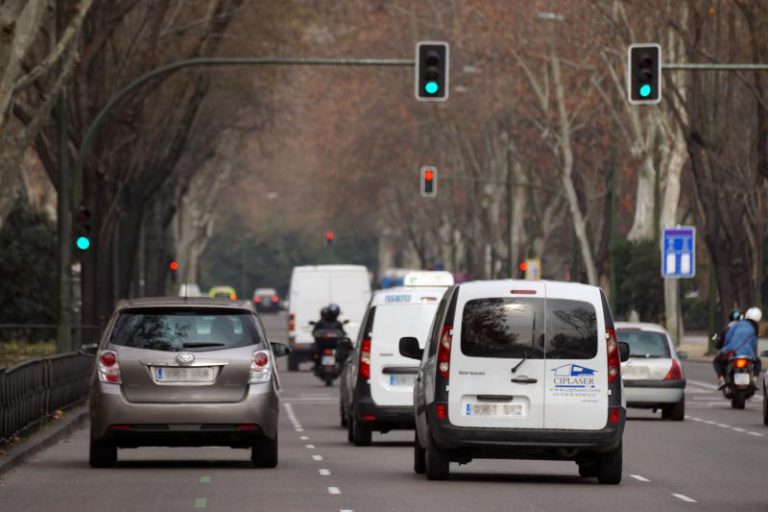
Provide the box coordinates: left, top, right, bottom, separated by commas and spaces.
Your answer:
546, 299, 598, 359
460, 298, 545, 358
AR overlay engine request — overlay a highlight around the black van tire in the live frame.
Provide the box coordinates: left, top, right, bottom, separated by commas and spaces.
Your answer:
251, 433, 278, 468
351, 417, 372, 446
762, 393, 768, 425
288, 353, 300, 372
425, 434, 449, 481
340, 402, 348, 428
89, 438, 117, 468
577, 459, 598, 478
662, 399, 685, 421
414, 434, 426, 474
597, 443, 622, 485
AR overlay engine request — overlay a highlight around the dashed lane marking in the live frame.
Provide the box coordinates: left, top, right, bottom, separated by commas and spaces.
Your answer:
312, 455, 323, 461
328, 487, 341, 495
732, 427, 746, 432
305, 444, 316, 449
319, 469, 331, 476
199, 476, 211, 484
687, 415, 765, 439
715, 423, 731, 428
747, 431, 764, 437
284, 402, 304, 432
672, 493, 697, 503
194, 497, 208, 508
300, 436, 309, 440
630, 474, 651, 482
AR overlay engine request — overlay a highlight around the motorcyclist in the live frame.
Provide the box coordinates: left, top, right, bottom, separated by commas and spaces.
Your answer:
715, 307, 762, 386
311, 304, 345, 367
714, 309, 742, 350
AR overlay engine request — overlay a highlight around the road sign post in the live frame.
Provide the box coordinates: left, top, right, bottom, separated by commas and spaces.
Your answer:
662, 227, 695, 279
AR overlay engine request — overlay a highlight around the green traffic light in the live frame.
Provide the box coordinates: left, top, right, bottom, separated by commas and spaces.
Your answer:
76, 236, 91, 251
639, 84, 652, 98
425, 81, 439, 94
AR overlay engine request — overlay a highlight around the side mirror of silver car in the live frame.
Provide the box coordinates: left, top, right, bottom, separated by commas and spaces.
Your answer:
271, 342, 291, 358
79, 343, 98, 356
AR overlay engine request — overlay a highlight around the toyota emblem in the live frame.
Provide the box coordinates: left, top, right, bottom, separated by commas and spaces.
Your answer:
176, 352, 195, 365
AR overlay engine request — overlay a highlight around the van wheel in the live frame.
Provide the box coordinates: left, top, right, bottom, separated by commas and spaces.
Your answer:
340, 402, 348, 428
89, 438, 117, 468
251, 434, 278, 468
597, 443, 622, 485
288, 354, 300, 372
425, 434, 449, 481
414, 434, 426, 474
662, 399, 685, 421
762, 393, 768, 426
351, 417, 372, 446
577, 460, 598, 478
732, 393, 746, 410
347, 416, 354, 443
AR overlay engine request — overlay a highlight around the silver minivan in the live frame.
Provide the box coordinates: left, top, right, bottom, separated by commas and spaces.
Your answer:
82, 297, 290, 468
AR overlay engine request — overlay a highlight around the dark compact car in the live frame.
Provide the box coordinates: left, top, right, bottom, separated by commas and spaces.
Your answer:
253, 288, 281, 313
82, 297, 290, 468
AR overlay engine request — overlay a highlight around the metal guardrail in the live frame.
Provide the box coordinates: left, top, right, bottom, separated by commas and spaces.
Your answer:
0, 352, 93, 446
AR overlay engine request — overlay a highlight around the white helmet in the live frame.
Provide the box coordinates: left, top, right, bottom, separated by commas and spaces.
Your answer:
744, 307, 763, 323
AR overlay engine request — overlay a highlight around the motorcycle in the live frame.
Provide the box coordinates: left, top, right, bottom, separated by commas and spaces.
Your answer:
722, 355, 758, 409
310, 326, 352, 386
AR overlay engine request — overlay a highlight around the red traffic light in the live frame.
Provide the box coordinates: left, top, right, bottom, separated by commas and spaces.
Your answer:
169, 261, 179, 271
518, 261, 528, 272
424, 170, 434, 181
325, 231, 335, 242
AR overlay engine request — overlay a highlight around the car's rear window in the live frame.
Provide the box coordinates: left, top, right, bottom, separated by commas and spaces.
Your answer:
546, 299, 598, 359
616, 329, 670, 358
460, 298, 545, 359
110, 308, 261, 351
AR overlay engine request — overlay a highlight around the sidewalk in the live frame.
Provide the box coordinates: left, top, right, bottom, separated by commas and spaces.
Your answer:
679, 332, 768, 363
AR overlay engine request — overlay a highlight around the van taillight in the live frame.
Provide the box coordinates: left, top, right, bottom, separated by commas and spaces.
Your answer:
606, 328, 620, 384
288, 314, 295, 332
608, 407, 621, 424
435, 403, 447, 420
664, 359, 683, 380
98, 350, 121, 384
437, 325, 453, 381
359, 338, 371, 380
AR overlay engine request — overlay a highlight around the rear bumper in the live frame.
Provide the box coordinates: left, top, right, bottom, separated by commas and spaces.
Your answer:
354, 380, 415, 431
428, 408, 625, 460
624, 379, 685, 407
89, 381, 279, 445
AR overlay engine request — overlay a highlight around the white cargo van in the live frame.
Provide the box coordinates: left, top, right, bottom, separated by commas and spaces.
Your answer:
400, 280, 629, 483
287, 265, 371, 371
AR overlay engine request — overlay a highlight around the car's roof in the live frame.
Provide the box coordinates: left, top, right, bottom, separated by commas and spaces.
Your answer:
116, 297, 254, 311
292, 265, 368, 272
457, 279, 599, 295
614, 321, 669, 334
370, 286, 447, 306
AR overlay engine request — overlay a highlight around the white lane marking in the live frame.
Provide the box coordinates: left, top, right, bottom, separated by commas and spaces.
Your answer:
312, 455, 323, 461
747, 431, 764, 437
690, 417, 703, 422
283, 403, 305, 432
703, 420, 716, 425
732, 427, 746, 432
672, 493, 697, 503
630, 474, 651, 482
687, 378, 763, 399
319, 469, 331, 476
341, 509, 354, 512
328, 487, 341, 495
305, 444, 316, 449
300, 436, 309, 440
715, 423, 731, 428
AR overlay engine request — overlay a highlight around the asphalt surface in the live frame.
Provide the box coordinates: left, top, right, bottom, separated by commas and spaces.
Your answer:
0, 312, 765, 511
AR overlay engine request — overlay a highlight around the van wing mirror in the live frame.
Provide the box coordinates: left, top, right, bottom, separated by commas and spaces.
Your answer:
618, 341, 630, 363
271, 342, 291, 358
399, 337, 423, 360
78, 343, 98, 357
760, 350, 768, 358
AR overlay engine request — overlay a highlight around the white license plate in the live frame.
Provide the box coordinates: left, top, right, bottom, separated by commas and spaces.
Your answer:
734, 373, 751, 386
388, 374, 415, 386
622, 365, 649, 379
464, 402, 525, 418
155, 367, 214, 383
321, 355, 336, 366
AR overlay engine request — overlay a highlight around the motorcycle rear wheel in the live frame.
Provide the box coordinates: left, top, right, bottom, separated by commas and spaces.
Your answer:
731, 392, 746, 410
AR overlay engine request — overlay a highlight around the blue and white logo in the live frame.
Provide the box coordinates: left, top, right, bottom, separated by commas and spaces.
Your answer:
551, 364, 598, 389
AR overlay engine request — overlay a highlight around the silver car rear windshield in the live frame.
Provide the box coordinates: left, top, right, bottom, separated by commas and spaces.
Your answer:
616, 330, 670, 358
110, 308, 261, 351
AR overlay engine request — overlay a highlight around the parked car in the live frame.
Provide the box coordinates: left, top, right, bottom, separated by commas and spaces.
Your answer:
341, 271, 454, 445
286, 265, 371, 371
208, 286, 237, 300
82, 297, 290, 468
401, 280, 629, 483
615, 322, 686, 421
253, 288, 281, 313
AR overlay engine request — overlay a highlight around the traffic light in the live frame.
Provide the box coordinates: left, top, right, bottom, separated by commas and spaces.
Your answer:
518, 261, 528, 273
169, 260, 179, 271
75, 207, 92, 251
324, 231, 335, 247
627, 43, 661, 104
420, 165, 438, 198
415, 41, 449, 101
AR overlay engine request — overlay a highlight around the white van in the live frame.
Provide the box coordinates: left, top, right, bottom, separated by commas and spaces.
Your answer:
340, 271, 454, 446
287, 265, 371, 371
400, 280, 629, 483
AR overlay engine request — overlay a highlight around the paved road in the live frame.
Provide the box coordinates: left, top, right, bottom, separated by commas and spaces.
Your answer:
0, 312, 765, 511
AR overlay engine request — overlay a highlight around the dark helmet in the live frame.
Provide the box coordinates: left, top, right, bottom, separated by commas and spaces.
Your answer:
319, 306, 329, 321
322, 303, 340, 322
729, 309, 742, 322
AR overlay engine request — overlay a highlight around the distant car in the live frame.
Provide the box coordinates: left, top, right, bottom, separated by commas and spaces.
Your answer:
209, 286, 237, 300
178, 283, 203, 297
615, 322, 686, 421
83, 297, 290, 468
253, 288, 281, 313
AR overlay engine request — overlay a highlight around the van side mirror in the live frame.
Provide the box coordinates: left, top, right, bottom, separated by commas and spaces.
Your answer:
78, 343, 98, 356
271, 342, 291, 358
618, 342, 630, 363
677, 350, 689, 361
399, 337, 423, 360
308, 321, 316, 326
760, 350, 768, 358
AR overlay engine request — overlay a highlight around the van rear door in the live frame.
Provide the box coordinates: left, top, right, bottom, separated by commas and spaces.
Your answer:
449, 284, 547, 429
329, 268, 371, 342
543, 284, 607, 430
290, 270, 331, 344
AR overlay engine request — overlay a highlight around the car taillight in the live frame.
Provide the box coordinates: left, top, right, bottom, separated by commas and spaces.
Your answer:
435, 403, 447, 420
254, 297, 262, 303
664, 359, 684, 380
98, 350, 121, 384
437, 325, 453, 381
734, 358, 749, 369
249, 350, 272, 383
606, 328, 620, 384
359, 338, 371, 380
323, 348, 334, 355
272, 295, 280, 303
288, 314, 295, 332
229, 293, 237, 300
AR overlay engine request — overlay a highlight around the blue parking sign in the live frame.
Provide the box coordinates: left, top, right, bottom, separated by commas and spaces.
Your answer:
662, 227, 695, 278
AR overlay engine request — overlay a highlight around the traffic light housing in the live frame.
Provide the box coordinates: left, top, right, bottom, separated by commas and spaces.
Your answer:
324, 231, 335, 247
415, 41, 449, 101
627, 43, 661, 104
420, 166, 438, 198
75, 207, 92, 251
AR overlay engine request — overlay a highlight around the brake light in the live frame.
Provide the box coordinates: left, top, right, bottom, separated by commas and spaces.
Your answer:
249, 350, 272, 383
734, 358, 749, 369
254, 296, 262, 303
664, 359, 684, 380
108, 424, 132, 431
608, 407, 621, 424
437, 325, 453, 381
272, 295, 280, 303
359, 338, 371, 380
288, 314, 295, 332
323, 348, 334, 355
606, 328, 620, 384
435, 403, 447, 420
98, 350, 121, 384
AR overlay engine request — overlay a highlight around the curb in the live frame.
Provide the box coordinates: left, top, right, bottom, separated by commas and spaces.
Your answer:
0, 404, 88, 477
